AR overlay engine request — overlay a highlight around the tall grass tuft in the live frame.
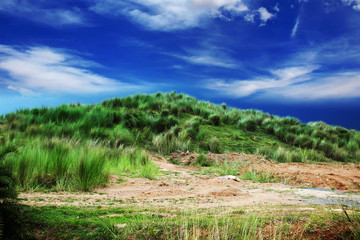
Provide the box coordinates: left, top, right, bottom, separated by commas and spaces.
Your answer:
205, 137, 224, 154
77, 150, 108, 191
6, 137, 158, 191
152, 131, 191, 155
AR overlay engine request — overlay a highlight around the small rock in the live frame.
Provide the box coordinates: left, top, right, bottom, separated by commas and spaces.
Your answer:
218, 175, 241, 182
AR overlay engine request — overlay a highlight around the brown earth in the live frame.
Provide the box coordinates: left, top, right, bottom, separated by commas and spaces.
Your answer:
170, 151, 360, 192
239, 161, 360, 191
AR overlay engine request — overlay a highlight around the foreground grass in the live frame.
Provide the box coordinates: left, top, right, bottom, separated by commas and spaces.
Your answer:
22, 205, 360, 239
1, 136, 158, 192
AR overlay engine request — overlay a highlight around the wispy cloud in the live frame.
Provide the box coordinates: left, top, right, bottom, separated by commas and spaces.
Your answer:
244, 6, 277, 25
205, 64, 360, 100
291, 17, 300, 38
172, 54, 238, 68
90, 0, 249, 31
205, 66, 318, 97
342, 0, 360, 11
258, 7, 274, 23
0, 45, 139, 95
0, 0, 85, 26
166, 45, 239, 69
244, 13, 255, 22
271, 71, 360, 99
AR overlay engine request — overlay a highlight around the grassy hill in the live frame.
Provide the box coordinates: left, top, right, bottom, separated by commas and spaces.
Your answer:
0, 92, 359, 191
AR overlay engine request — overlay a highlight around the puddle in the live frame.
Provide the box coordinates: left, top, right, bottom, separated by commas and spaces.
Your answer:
301, 187, 342, 194
301, 198, 360, 207
295, 187, 360, 207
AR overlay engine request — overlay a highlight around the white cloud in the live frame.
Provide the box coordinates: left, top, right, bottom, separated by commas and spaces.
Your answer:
7, 85, 35, 96
273, 4, 280, 12
291, 17, 300, 38
90, 0, 248, 31
205, 62, 360, 100
342, 0, 360, 11
0, 45, 138, 95
0, 0, 85, 26
271, 72, 360, 99
205, 66, 317, 97
244, 6, 277, 25
257, 7, 274, 22
244, 13, 255, 22
166, 46, 239, 69
174, 55, 238, 68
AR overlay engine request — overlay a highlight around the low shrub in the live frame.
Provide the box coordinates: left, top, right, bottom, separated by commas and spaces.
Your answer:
346, 139, 359, 154
238, 117, 257, 131
272, 147, 289, 163
209, 114, 221, 126
152, 132, 191, 155
195, 154, 212, 167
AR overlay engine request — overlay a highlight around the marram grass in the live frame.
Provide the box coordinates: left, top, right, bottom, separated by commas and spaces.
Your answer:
1, 92, 360, 192
3, 137, 158, 191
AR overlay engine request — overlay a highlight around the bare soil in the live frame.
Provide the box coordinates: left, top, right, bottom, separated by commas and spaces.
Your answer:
20, 152, 360, 209
170, 151, 360, 192
240, 161, 360, 191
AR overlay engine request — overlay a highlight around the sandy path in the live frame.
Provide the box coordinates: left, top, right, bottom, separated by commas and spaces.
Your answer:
19, 154, 360, 209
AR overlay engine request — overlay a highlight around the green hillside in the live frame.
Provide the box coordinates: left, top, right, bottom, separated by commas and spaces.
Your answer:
0, 92, 359, 191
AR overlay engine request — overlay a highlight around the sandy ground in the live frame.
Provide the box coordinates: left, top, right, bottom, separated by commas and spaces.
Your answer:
20, 153, 360, 209
241, 161, 360, 191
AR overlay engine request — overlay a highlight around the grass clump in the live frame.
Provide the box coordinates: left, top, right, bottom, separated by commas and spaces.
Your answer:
3, 137, 158, 191
205, 137, 223, 154
208, 114, 221, 126
195, 154, 212, 167
77, 151, 107, 191
241, 170, 280, 183
152, 131, 191, 155
238, 117, 257, 131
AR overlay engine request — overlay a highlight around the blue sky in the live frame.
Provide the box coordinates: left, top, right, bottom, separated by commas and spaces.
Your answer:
0, 0, 360, 129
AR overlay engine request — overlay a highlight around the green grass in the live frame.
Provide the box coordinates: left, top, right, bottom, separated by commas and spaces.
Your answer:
2, 137, 158, 191
241, 170, 280, 183
20, 205, 360, 240
194, 154, 212, 167
1, 92, 359, 191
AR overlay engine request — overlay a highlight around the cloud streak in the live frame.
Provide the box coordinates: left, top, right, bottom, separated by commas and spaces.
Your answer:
172, 54, 238, 68
205, 66, 318, 97
271, 72, 360, 100
291, 17, 300, 38
91, 0, 249, 31
205, 64, 360, 100
0, 0, 85, 26
0, 45, 138, 95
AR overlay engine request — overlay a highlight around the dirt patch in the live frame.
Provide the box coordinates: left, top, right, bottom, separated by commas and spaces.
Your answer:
19, 152, 360, 209
140, 190, 187, 197
262, 221, 354, 240
169, 151, 360, 192
168, 151, 270, 165
208, 188, 244, 197
241, 162, 360, 191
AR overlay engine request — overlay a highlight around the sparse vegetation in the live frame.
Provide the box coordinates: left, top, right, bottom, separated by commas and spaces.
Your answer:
195, 154, 212, 167
19, 205, 360, 240
241, 170, 280, 183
